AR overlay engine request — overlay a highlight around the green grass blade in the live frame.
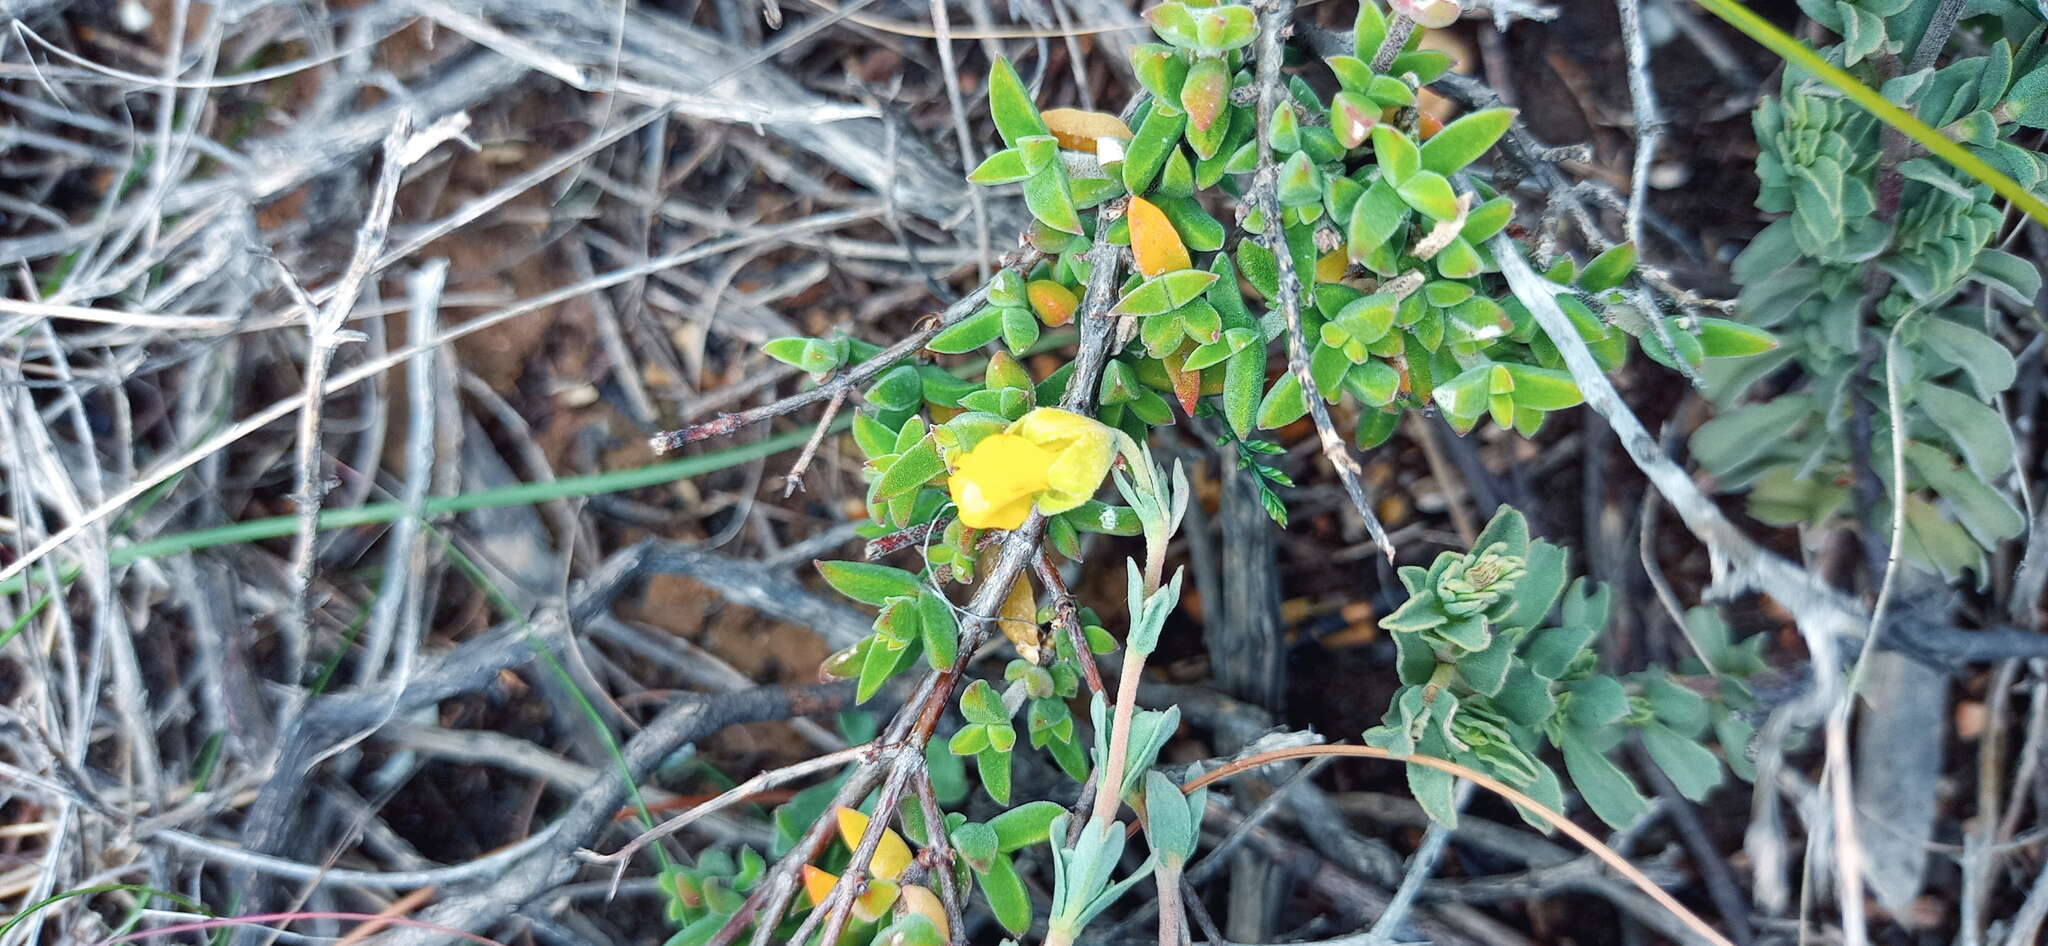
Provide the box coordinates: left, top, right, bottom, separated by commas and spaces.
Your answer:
0, 420, 838, 598
1691, 0, 2048, 227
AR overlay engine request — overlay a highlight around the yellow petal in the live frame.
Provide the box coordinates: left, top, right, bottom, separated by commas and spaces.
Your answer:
949, 434, 1053, 530
1042, 108, 1134, 153
836, 806, 915, 882
896, 885, 951, 941
1009, 408, 1115, 514
1127, 196, 1192, 278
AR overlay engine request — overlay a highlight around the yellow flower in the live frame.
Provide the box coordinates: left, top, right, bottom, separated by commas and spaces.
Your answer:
948, 408, 1115, 530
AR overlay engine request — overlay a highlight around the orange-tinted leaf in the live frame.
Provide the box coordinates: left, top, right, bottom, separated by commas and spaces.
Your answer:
1164, 344, 1202, 415
1314, 249, 1349, 284
1127, 196, 1192, 277
1418, 112, 1446, 140
1027, 279, 1080, 326
803, 865, 839, 908
1042, 108, 1134, 153
897, 885, 951, 941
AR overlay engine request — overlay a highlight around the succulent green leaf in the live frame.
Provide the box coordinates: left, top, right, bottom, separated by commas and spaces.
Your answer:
1420, 108, 1514, 175
817, 561, 923, 606
988, 58, 1049, 147
929, 307, 1006, 353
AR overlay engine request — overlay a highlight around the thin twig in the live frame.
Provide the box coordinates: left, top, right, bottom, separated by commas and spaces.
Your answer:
1251, 0, 1395, 561
1180, 744, 1739, 946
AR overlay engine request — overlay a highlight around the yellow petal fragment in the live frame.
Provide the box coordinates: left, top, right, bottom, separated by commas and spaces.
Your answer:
1042, 107, 1134, 153
1127, 196, 1192, 278
835, 806, 915, 882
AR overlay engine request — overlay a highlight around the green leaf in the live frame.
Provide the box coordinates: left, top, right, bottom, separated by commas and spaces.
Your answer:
873, 435, 944, 501
1566, 677, 1630, 729
1256, 373, 1309, 428
1347, 177, 1409, 261
977, 747, 1012, 804
857, 633, 902, 703
1641, 722, 1723, 802
1277, 151, 1324, 208
1420, 107, 1513, 175
918, 590, 959, 670
928, 307, 1005, 353
960, 679, 1008, 724
1025, 165, 1084, 235
1462, 196, 1514, 242
1919, 318, 2016, 400
988, 58, 1049, 147
978, 850, 1032, 934
1495, 664, 1558, 727
1560, 730, 1647, 829
1694, 317, 1779, 359
1125, 105, 1189, 195
1971, 248, 2043, 305
1132, 44, 1191, 103
1457, 632, 1517, 696
1114, 270, 1219, 316
1002, 305, 1041, 353
1397, 169, 1459, 221
1365, 74, 1415, 108
1180, 56, 1229, 133
1326, 55, 1374, 93
1499, 364, 1583, 411
1498, 540, 1567, 628
968, 148, 1032, 186
1389, 48, 1454, 83
1576, 243, 1636, 292
1917, 383, 2015, 479
989, 800, 1066, 852
1409, 729, 1460, 826
864, 364, 924, 411
1433, 363, 1492, 421
948, 723, 991, 755
817, 561, 923, 605
1371, 125, 1420, 182
1143, 770, 1198, 861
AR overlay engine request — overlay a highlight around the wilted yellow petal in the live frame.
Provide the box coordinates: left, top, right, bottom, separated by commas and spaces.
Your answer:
896, 885, 951, 941
998, 572, 1041, 663
835, 807, 915, 882
1027, 279, 1080, 327
949, 434, 1052, 530
1127, 196, 1192, 277
1042, 107, 1134, 153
